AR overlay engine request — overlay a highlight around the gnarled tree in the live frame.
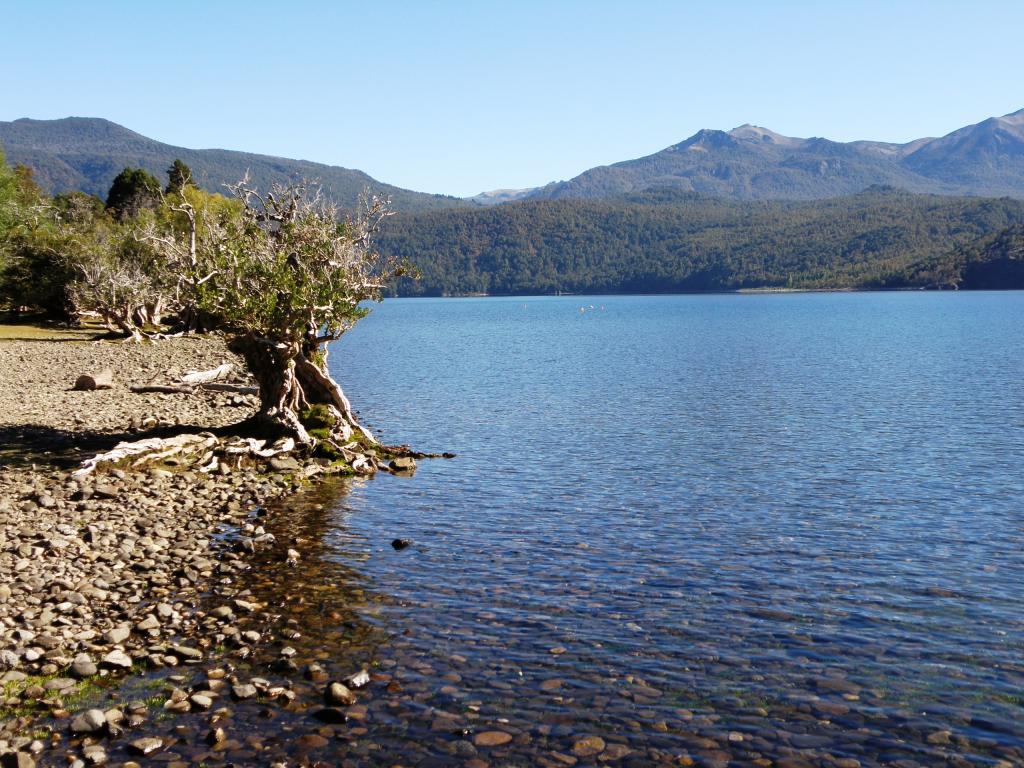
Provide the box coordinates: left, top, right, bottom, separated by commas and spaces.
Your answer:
155, 180, 400, 447
67, 223, 169, 340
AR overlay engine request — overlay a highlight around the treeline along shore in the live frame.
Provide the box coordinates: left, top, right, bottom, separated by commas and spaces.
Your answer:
377, 188, 1024, 297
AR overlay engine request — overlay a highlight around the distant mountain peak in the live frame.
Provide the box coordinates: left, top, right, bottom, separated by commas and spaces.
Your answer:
727, 124, 803, 147
526, 107, 1024, 203
467, 187, 536, 206
671, 128, 738, 152
2, 116, 150, 152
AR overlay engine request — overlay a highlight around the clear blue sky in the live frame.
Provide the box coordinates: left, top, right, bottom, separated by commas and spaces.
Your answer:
2, 1, 1022, 197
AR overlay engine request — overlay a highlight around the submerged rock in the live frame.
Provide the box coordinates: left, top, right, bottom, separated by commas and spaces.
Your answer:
572, 735, 606, 757
474, 731, 513, 747
325, 681, 357, 705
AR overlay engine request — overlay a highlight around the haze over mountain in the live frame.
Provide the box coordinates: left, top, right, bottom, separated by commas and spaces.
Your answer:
525, 108, 1024, 202
0, 117, 470, 213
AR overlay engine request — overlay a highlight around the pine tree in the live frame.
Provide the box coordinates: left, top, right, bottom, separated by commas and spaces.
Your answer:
165, 159, 193, 196
105, 167, 161, 221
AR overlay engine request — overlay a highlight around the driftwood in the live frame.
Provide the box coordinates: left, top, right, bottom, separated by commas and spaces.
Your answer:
73, 369, 114, 391
200, 383, 258, 394
74, 433, 297, 477
73, 433, 217, 477
181, 363, 233, 385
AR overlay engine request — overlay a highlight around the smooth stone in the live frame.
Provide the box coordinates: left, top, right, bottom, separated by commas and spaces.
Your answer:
297, 734, 330, 749
269, 456, 300, 472
325, 682, 357, 706
231, 683, 258, 700
82, 746, 107, 766
101, 650, 132, 669
70, 709, 107, 734
572, 736, 606, 757
104, 626, 131, 645
93, 484, 118, 499
344, 669, 371, 689
71, 654, 98, 678
602, 743, 632, 760
170, 645, 202, 660
128, 738, 163, 756
474, 731, 513, 747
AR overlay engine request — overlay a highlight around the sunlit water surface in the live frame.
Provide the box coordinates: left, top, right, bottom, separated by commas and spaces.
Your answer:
289, 293, 1024, 767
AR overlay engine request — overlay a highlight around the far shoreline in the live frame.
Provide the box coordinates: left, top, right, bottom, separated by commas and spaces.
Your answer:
382, 286, 1024, 300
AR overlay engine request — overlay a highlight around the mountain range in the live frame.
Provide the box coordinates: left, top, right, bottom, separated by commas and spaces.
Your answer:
2, 109, 1024, 210
0, 117, 469, 213
494, 108, 1024, 203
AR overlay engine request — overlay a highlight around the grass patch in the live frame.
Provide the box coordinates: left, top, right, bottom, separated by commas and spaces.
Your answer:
0, 321, 100, 341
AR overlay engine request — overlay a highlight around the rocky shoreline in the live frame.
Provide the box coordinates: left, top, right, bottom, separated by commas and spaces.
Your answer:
0, 333, 370, 766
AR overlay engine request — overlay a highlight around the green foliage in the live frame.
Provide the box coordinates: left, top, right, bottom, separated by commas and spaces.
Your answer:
165, 159, 193, 196
181, 184, 394, 348
0, 156, 46, 244
910, 224, 1024, 289
378, 188, 1024, 295
0, 148, 17, 269
105, 167, 160, 221
0, 159, 76, 315
1, 225, 78, 316
301, 404, 338, 430
53, 190, 105, 223
67, 207, 175, 333
962, 225, 1024, 288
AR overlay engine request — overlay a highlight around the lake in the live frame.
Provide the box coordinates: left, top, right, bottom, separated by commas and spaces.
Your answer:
263, 292, 1024, 766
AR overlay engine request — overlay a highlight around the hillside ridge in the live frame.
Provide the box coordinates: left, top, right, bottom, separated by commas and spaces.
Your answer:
0, 117, 471, 213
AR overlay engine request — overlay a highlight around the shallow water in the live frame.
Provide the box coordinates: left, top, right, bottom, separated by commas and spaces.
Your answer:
307, 292, 1024, 766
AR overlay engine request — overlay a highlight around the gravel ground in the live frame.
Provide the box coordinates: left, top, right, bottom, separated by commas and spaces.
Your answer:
0, 333, 312, 765
0, 334, 252, 438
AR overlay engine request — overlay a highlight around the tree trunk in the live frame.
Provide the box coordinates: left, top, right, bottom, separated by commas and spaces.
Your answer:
230, 332, 374, 447
175, 303, 217, 334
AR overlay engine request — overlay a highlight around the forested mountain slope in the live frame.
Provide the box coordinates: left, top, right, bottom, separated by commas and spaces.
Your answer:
0, 117, 470, 213
377, 188, 1024, 295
